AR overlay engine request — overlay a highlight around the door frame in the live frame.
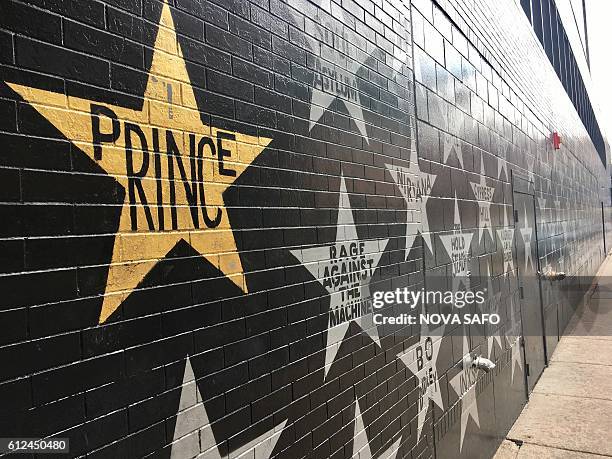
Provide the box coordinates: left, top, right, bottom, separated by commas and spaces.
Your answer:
510, 171, 547, 396
601, 201, 606, 254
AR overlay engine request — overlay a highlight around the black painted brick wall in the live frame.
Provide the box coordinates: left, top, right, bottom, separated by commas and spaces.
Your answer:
0, 0, 608, 458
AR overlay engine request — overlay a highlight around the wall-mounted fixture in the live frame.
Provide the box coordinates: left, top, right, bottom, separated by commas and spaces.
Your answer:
538, 269, 566, 281
472, 355, 496, 373
464, 353, 496, 373
552, 131, 562, 150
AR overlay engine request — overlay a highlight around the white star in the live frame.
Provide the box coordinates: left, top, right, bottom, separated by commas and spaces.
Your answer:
469, 157, 495, 243
506, 298, 524, 385
291, 174, 388, 378
537, 195, 546, 213
449, 334, 480, 453
386, 148, 437, 257
172, 357, 287, 459
308, 9, 368, 142
443, 132, 463, 168
496, 207, 515, 274
397, 316, 444, 442
439, 196, 474, 293
527, 155, 535, 185
353, 400, 401, 459
310, 85, 368, 141
483, 264, 502, 359
498, 142, 509, 180
519, 205, 534, 272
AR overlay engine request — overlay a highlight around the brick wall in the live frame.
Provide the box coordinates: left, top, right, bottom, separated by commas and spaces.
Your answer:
0, 0, 608, 458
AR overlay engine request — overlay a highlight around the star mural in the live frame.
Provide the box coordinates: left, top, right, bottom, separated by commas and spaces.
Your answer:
554, 198, 561, 235
498, 142, 509, 181
483, 264, 502, 359
469, 157, 495, 243
386, 148, 437, 257
5, 0, 272, 323
443, 133, 464, 168
497, 207, 515, 274
519, 204, 534, 272
290, 173, 389, 378
353, 401, 401, 459
439, 196, 474, 293
449, 333, 481, 453
527, 155, 535, 185
537, 195, 547, 214
172, 357, 287, 458
307, 7, 369, 142
506, 297, 524, 384
397, 314, 444, 442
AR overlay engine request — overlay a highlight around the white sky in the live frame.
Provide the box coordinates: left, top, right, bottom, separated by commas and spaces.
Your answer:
586, 0, 612, 154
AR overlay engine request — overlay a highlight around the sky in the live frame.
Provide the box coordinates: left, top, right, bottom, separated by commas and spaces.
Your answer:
585, 0, 612, 151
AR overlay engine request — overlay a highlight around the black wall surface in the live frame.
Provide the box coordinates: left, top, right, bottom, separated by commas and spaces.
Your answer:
0, 0, 609, 458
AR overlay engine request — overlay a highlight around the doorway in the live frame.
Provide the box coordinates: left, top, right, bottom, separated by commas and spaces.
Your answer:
513, 190, 547, 393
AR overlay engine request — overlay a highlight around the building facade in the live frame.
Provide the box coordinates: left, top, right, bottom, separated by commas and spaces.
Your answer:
0, 0, 609, 457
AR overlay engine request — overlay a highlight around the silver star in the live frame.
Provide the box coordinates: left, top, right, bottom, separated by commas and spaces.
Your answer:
397, 315, 444, 442
519, 205, 534, 272
291, 174, 388, 378
527, 155, 535, 185
469, 157, 495, 243
496, 207, 515, 274
443, 132, 463, 168
386, 148, 437, 257
439, 196, 474, 293
308, 8, 368, 142
172, 357, 287, 459
498, 142, 509, 180
449, 333, 480, 452
483, 264, 502, 359
353, 400, 401, 458
506, 298, 524, 384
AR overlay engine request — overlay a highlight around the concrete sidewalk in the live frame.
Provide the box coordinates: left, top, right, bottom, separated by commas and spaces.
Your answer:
494, 256, 612, 458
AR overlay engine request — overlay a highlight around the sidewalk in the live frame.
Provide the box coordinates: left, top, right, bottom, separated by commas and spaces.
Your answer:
494, 256, 612, 458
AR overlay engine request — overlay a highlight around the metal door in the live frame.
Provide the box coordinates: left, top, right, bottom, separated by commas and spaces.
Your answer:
513, 192, 546, 393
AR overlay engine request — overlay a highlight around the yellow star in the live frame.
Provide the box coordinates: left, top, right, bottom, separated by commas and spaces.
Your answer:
6, 1, 271, 323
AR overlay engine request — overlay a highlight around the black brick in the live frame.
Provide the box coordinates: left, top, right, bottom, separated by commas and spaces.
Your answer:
0, 377, 31, 413
31, 352, 124, 405
272, 35, 306, 65
64, 20, 144, 68
229, 14, 271, 49
29, 297, 99, 338
0, 2, 61, 44
254, 86, 292, 113
0, 308, 27, 345
15, 36, 110, 87
207, 24, 252, 60
0, 99, 17, 132
0, 30, 13, 64
107, 6, 144, 41
0, 0, 608, 456
0, 168, 20, 201
0, 100, 17, 132
106, 0, 141, 14
0, 332, 80, 383
208, 69, 254, 101
0, 239, 24, 274
176, 0, 229, 29
233, 58, 274, 88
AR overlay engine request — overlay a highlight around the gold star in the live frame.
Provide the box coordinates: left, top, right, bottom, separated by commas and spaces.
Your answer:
7, 1, 271, 323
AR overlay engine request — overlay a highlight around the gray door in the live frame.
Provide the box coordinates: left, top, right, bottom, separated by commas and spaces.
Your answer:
514, 192, 546, 393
